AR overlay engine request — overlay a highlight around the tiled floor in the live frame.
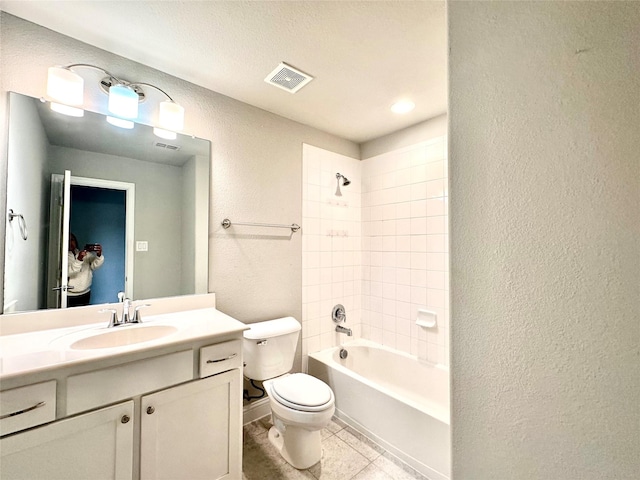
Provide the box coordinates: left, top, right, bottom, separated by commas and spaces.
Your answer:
242, 415, 427, 480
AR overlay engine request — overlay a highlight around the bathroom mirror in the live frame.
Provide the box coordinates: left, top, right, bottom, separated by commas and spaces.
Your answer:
3, 92, 210, 313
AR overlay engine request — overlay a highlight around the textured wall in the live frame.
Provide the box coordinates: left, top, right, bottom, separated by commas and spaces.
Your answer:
0, 13, 359, 327
449, 2, 639, 479
360, 114, 447, 159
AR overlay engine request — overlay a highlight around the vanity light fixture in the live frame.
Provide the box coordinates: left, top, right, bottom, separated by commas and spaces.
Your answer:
47, 66, 84, 116
46, 64, 185, 135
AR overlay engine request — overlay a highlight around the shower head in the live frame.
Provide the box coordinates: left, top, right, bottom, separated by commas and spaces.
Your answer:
335, 173, 351, 196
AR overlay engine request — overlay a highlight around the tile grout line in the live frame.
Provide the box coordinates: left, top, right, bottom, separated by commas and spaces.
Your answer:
347, 460, 375, 480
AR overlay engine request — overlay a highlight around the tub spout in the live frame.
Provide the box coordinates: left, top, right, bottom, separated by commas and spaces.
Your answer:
335, 325, 352, 336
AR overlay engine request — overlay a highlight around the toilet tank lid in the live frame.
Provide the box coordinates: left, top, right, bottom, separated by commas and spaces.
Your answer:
243, 317, 301, 340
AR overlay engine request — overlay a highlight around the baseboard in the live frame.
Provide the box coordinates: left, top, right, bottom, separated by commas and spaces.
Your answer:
243, 397, 270, 425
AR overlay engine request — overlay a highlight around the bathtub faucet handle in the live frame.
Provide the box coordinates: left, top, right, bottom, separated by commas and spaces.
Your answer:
332, 304, 346, 323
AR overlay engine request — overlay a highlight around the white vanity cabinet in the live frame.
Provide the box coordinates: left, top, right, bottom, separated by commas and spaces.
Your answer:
0, 401, 134, 480
140, 369, 241, 480
0, 336, 244, 480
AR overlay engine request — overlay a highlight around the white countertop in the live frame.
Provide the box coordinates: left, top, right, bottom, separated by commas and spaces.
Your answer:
0, 307, 248, 381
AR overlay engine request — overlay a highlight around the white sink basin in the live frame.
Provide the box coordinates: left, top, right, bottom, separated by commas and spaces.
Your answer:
69, 325, 178, 350
50, 324, 179, 351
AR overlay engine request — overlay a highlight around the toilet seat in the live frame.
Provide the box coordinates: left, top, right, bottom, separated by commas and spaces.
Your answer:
270, 373, 334, 412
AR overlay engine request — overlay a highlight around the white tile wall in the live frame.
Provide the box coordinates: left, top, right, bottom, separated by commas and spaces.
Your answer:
362, 137, 449, 365
302, 137, 449, 368
302, 144, 362, 370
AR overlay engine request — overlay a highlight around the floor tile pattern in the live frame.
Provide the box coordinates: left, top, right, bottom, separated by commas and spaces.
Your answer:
242, 416, 428, 480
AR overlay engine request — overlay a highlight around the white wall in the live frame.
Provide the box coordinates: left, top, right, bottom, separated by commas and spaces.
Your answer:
361, 114, 447, 159
0, 13, 359, 333
180, 154, 210, 295
449, 2, 639, 478
181, 156, 197, 295
3, 93, 50, 312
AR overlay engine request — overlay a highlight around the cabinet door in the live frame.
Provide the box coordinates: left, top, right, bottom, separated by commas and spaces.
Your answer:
0, 401, 134, 480
140, 370, 241, 480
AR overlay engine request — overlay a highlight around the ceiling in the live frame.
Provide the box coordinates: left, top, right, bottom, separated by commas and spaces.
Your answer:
1, 1, 447, 144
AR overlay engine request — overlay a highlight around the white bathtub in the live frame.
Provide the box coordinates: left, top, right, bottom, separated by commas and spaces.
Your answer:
308, 340, 450, 480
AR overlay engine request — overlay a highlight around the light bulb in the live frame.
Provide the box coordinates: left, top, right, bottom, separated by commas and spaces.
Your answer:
50, 102, 84, 117
153, 128, 177, 140
158, 101, 184, 131
47, 66, 84, 106
106, 116, 134, 129
108, 85, 138, 119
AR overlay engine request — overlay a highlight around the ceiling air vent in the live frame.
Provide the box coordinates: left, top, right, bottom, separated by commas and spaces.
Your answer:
264, 62, 313, 94
154, 142, 181, 151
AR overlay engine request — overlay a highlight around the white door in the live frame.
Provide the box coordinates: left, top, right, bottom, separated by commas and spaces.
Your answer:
48, 173, 135, 307
47, 170, 72, 308
140, 371, 242, 480
0, 401, 134, 480
60, 169, 72, 308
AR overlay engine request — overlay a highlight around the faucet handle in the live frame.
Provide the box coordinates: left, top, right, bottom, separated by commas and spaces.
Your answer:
100, 308, 120, 328
332, 304, 346, 323
132, 304, 151, 324
121, 298, 133, 323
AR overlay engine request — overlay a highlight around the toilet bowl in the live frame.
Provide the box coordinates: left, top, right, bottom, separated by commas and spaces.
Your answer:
263, 373, 335, 469
242, 317, 336, 469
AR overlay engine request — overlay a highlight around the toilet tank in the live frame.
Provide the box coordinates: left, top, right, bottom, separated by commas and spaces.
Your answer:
243, 317, 301, 381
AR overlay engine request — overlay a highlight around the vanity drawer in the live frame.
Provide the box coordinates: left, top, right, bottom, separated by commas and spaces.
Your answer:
67, 350, 193, 415
199, 340, 242, 378
1, 380, 56, 436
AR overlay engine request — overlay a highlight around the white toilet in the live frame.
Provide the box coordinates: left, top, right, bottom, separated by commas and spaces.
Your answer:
243, 317, 335, 469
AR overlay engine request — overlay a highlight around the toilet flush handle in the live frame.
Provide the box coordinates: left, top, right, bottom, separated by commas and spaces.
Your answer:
256, 339, 268, 346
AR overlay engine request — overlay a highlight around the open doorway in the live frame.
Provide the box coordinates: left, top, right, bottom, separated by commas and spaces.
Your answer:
70, 185, 126, 304
47, 173, 135, 308
67, 176, 135, 306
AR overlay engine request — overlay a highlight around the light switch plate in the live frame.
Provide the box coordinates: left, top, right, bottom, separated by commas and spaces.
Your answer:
136, 241, 148, 252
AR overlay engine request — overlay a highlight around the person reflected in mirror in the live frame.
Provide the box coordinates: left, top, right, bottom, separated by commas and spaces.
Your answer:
67, 233, 104, 307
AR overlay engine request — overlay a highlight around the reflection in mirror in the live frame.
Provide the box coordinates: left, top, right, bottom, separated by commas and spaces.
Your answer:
3, 92, 210, 313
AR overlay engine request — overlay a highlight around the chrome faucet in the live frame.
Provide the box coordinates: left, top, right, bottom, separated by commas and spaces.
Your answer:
122, 298, 132, 324
101, 299, 151, 328
335, 325, 352, 336
332, 304, 352, 336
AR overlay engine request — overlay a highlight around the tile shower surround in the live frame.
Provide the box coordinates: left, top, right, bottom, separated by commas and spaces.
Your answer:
302, 138, 449, 367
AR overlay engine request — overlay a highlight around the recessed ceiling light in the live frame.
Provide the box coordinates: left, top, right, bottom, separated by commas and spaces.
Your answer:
391, 100, 415, 114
